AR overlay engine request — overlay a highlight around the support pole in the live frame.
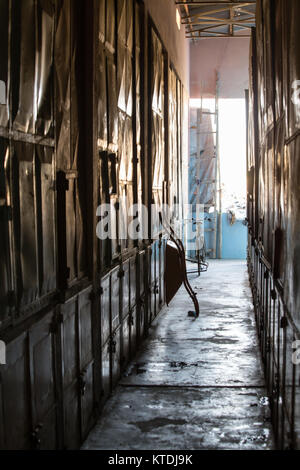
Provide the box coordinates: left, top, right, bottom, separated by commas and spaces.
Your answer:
216, 72, 222, 259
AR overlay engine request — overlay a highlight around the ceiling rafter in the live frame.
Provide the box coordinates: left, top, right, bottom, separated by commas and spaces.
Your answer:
181, 1, 196, 41
177, 0, 256, 40
176, 1, 255, 5
184, 17, 255, 27
181, 3, 254, 21
183, 14, 255, 24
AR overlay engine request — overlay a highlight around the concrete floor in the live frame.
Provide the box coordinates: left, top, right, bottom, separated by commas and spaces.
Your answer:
83, 260, 274, 450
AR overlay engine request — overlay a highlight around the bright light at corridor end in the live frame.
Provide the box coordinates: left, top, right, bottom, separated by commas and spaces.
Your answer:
176, 8, 181, 31
190, 98, 247, 213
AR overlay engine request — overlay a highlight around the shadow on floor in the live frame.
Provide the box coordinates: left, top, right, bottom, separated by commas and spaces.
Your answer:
82, 260, 274, 450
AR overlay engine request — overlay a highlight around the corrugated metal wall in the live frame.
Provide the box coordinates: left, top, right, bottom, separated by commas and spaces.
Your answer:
0, 0, 187, 449
247, 0, 300, 450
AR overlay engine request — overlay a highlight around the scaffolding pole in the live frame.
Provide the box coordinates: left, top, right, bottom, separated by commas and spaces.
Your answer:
216, 72, 222, 259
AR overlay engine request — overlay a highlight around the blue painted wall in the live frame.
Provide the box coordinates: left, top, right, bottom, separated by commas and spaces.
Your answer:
220, 213, 247, 260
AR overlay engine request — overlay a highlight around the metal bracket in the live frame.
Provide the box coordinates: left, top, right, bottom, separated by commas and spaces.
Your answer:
109, 339, 117, 354
271, 289, 277, 300
280, 316, 288, 329
31, 423, 43, 450
0, 205, 12, 221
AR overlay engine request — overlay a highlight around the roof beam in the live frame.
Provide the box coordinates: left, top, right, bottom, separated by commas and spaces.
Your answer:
185, 18, 255, 27
186, 35, 251, 38
177, 1, 255, 5
184, 15, 255, 25
181, 3, 255, 21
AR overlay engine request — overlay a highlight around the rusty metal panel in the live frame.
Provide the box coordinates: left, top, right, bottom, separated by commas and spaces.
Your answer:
152, 112, 165, 191
117, 0, 127, 48
154, 240, 160, 316
35, 0, 55, 136
145, 246, 152, 327
285, 0, 300, 138
111, 326, 121, 388
97, 47, 107, 150
295, 364, 300, 448
118, 0, 133, 51
119, 114, 133, 181
118, 182, 134, 252
10, 0, 54, 135
29, 312, 58, 450
80, 360, 94, 438
60, 297, 80, 450
100, 274, 110, 347
284, 137, 300, 332
98, 0, 105, 44
56, 170, 87, 286
138, 250, 145, 297
122, 259, 130, 319
258, 133, 274, 264
130, 306, 137, 357
111, 267, 120, 333
255, 0, 266, 146
150, 244, 156, 321
284, 319, 295, 442
107, 60, 118, 149
15, 141, 39, 307
281, 0, 289, 139
0, 0, 9, 128
106, 0, 116, 53
117, 114, 126, 178
78, 287, 95, 438
101, 341, 111, 401
0, 333, 31, 449
137, 250, 146, 339
274, 0, 284, 122
55, 0, 71, 170
78, 288, 93, 370
129, 256, 136, 308
70, 2, 80, 172
0, 375, 3, 448
159, 238, 166, 307
151, 29, 165, 238
135, 3, 142, 210
0, 139, 12, 322
121, 314, 130, 367
138, 301, 145, 344
176, 80, 182, 214
11, 0, 35, 133
97, 0, 107, 146
117, 0, 133, 254
110, 194, 119, 259
37, 145, 56, 295
262, 0, 274, 130
169, 68, 178, 211
65, 176, 77, 283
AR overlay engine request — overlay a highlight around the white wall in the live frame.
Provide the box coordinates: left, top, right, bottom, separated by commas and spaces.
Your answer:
190, 37, 250, 99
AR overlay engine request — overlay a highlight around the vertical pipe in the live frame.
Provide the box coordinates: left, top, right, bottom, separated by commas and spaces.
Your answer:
216, 72, 222, 259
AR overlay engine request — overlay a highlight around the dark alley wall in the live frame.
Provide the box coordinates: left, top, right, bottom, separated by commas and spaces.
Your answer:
144, 0, 189, 90
0, 0, 189, 449
247, 0, 300, 450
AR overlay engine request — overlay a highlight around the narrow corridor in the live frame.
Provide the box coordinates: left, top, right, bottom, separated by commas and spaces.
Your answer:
83, 261, 274, 450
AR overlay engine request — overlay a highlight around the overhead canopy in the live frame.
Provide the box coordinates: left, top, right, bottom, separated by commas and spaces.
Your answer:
176, 1, 256, 39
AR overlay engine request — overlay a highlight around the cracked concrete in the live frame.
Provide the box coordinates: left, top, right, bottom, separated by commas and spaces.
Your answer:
82, 260, 274, 450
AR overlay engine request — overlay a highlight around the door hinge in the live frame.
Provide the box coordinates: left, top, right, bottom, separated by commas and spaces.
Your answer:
0, 205, 12, 221
50, 314, 63, 334
109, 339, 117, 354
280, 316, 288, 329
